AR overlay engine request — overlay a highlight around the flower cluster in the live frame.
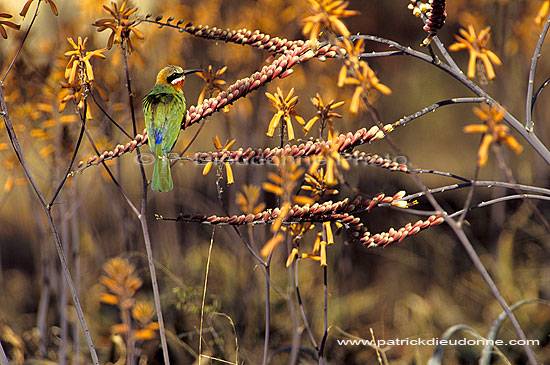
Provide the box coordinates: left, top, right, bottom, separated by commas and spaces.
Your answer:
265, 87, 306, 141
166, 192, 439, 249
59, 37, 107, 118
303, 94, 344, 140
100, 258, 159, 341
76, 125, 402, 173
338, 39, 391, 114
301, 0, 359, 41
236, 185, 266, 215
197, 65, 228, 105
202, 136, 236, 185
409, 0, 447, 45
449, 25, 502, 80
463, 104, 522, 166
92, 1, 144, 51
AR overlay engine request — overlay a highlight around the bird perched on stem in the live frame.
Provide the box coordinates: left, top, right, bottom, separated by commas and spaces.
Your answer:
143, 65, 200, 191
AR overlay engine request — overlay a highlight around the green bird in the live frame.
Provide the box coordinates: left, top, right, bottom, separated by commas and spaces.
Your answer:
143, 65, 200, 192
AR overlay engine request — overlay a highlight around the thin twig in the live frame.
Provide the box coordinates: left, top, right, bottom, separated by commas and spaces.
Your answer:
392, 97, 486, 128
49, 101, 87, 208
199, 228, 216, 365
71, 181, 81, 365
492, 144, 550, 232
532, 76, 550, 108
525, 11, 550, 132
262, 264, 271, 365
458, 144, 481, 226
59, 202, 69, 365
318, 265, 328, 365
449, 194, 550, 218
294, 260, 319, 353
178, 118, 208, 159
288, 252, 300, 365
90, 90, 133, 139
0, 338, 9, 365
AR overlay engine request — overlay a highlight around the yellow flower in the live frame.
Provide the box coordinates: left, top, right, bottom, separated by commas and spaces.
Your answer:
261, 233, 284, 257
323, 221, 334, 244
197, 65, 227, 105
60, 37, 106, 118
92, 1, 144, 51
100, 257, 143, 305
301, 0, 359, 41
449, 25, 502, 80
236, 185, 266, 214
320, 240, 327, 266
303, 93, 344, 140
536, 1, 550, 26
286, 248, 299, 267
202, 136, 236, 185
132, 301, 155, 325
308, 135, 350, 186
302, 167, 339, 200
463, 104, 522, 166
337, 39, 391, 114
265, 88, 306, 141
64, 37, 107, 84
262, 157, 313, 207
337, 38, 364, 87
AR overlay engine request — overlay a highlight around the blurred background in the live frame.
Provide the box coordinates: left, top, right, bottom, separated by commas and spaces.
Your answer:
1, 0, 550, 363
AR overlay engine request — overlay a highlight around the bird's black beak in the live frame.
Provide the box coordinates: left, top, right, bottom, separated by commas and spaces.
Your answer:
183, 69, 202, 76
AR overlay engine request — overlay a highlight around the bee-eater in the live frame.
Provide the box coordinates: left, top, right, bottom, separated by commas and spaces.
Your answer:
143, 65, 200, 192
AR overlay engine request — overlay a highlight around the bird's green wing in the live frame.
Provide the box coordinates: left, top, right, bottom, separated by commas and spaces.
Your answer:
158, 92, 186, 154
143, 92, 156, 155
143, 87, 186, 156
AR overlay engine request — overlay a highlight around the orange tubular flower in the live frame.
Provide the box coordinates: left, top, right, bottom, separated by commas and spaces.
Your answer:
197, 65, 228, 105
236, 185, 266, 214
92, 1, 143, 51
202, 136, 236, 185
449, 25, 502, 80
463, 104, 522, 166
60, 37, 107, 117
304, 93, 344, 140
338, 39, 391, 114
265, 88, 306, 141
301, 0, 359, 41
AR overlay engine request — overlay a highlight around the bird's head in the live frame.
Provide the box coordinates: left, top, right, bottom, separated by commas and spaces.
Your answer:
156, 65, 201, 92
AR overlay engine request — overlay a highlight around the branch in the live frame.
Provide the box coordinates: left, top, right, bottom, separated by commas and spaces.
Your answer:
73, 125, 400, 174
526, 11, 550, 132
353, 34, 550, 165
392, 97, 486, 128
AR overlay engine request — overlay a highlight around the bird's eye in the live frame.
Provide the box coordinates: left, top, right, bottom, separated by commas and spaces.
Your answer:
167, 72, 184, 84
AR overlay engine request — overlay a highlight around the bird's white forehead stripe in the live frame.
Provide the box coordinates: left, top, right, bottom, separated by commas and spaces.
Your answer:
170, 76, 185, 84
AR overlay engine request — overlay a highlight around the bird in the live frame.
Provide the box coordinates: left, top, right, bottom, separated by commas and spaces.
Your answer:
143, 65, 200, 192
